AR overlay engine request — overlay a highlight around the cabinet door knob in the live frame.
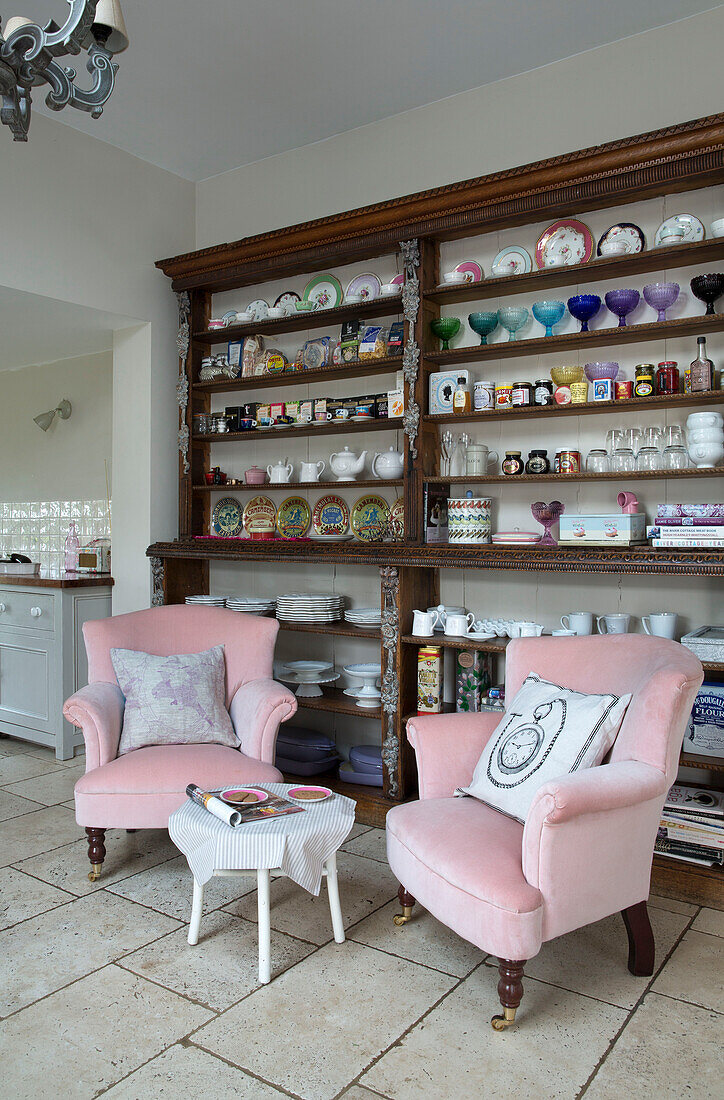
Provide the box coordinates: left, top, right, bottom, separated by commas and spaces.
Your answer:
30, 606, 42, 617
0, 603, 5, 613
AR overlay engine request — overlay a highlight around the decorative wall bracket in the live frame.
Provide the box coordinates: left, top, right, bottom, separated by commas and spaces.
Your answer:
175, 290, 191, 474
398, 239, 421, 458
149, 556, 164, 606
380, 566, 401, 796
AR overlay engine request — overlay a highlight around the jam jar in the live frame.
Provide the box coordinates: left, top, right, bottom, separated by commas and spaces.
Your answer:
534, 378, 554, 406
656, 361, 680, 395
502, 450, 524, 475
634, 363, 655, 397
525, 449, 550, 474
511, 381, 533, 406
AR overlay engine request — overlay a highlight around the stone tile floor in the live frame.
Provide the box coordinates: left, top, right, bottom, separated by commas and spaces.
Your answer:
1, 736, 721, 1100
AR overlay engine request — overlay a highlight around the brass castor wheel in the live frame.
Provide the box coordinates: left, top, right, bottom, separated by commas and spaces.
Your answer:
393, 905, 413, 926
88, 864, 102, 882
491, 1007, 517, 1031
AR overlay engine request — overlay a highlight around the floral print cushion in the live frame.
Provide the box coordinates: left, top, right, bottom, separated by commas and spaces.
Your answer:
111, 645, 238, 755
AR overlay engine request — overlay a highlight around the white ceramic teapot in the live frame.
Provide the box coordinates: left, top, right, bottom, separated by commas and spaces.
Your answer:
329, 446, 367, 481
266, 458, 293, 484
372, 446, 404, 480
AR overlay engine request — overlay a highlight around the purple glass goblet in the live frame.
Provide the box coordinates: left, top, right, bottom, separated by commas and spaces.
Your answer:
604, 288, 640, 327
567, 294, 601, 332
531, 500, 565, 548
642, 282, 680, 323
690, 273, 724, 316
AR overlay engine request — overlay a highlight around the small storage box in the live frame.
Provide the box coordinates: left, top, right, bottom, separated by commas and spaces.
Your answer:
685, 682, 724, 759
559, 513, 646, 546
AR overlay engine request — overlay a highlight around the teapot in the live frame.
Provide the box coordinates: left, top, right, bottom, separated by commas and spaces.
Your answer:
372, 446, 404, 480
329, 446, 367, 481
266, 458, 293, 484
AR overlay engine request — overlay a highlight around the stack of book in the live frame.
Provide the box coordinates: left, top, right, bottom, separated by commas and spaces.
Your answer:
648, 503, 724, 549
655, 783, 724, 866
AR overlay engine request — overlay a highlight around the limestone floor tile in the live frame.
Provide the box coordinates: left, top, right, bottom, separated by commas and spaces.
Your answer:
104, 1043, 286, 1098
652, 929, 724, 1013
343, 1089, 390, 1100
0, 805, 80, 867
648, 893, 699, 916
13, 826, 178, 895
350, 899, 483, 977
0, 964, 212, 1099
342, 827, 388, 863
0, 889, 180, 1018
195, 940, 455, 1100
0, 753, 59, 784
108, 854, 260, 920
347, 822, 373, 841
4, 764, 86, 806
361, 967, 626, 1100
0, 867, 74, 931
120, 908, 315, 1011
0, 789, 43, 822
520, 906, 690, 1009
224, 851, 399, 946
692, 907, 724, 937
585, 992, 723, 1099
0, 737, 41, 756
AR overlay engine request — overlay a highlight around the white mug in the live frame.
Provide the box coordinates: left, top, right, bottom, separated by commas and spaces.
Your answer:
597, 613, 631, 635
299, 460, 325, 482
642, 612, 678, 639
412, 609, 439, 636
444, 612, 475, 636
518, 622, 544, 637
560, 612, 593, 636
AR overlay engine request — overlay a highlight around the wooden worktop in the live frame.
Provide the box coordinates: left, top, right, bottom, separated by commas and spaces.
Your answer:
0, 572, 114, 589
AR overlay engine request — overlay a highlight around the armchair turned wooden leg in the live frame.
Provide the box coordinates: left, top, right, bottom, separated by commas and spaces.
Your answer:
85, 827, 106, 882
393, 884, 416, 926
492, 959, 526, 1030
622, 900, 655, 976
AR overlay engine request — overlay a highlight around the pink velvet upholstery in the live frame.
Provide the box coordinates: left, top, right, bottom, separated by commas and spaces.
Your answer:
387, 636, 703, 965
64, 606, 297, 833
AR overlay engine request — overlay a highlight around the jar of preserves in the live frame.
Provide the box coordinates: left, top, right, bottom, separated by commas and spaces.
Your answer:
634, 363, 655, 398
558, 449, 581, 473
525, 449, 550, 475
494, 385, 513, 409
656, 361, 679, 395
534, 378, 554, 406
511, 381, 533, 406
502, 450, 524, 475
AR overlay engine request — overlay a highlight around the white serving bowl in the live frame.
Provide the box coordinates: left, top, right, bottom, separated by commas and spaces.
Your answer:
442, 271, 467, 284
711, 218, 724, 238
599, 241, 628, 257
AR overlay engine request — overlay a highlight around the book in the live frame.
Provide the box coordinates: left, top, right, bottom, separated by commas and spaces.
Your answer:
651, 538, 724, 548
648, 525, 724, 537
654, 836, 724, 864
654, 516, 724, 527
658, 822, 724, 849
424, 484, 448, 544
665, 784, 724, 818
655, 849, 719, 867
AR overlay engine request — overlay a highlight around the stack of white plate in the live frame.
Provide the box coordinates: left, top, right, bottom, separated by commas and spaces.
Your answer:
276, 593, 345, 623
491, 531, 541, 546
185, 595, 226, 607
345, 607, 382, 628
226, 596, 276, 615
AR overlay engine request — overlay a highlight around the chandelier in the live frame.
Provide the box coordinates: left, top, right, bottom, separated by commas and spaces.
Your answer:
0, 1, 128, 141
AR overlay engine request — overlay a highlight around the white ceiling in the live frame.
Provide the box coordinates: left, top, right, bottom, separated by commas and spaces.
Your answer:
17, 0, 717, 181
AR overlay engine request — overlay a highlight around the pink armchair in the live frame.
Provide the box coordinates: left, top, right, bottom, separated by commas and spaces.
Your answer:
63, 605, 297, 880
386, 635, 703, 1029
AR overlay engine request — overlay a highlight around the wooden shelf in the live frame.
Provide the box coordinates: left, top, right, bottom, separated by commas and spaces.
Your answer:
194, 297, 402, 345
702, 662, 724, 674
401, 633, 509, 654
651, 853, 722, 908
424, 238, 724, 306
425, 391, 723, 426
425, 467, 724, 486
680, 752, 724, 772
194, 418, 402, 445
278, 621, 380, 641
195, 479, 403, 492
192, 358, 403, 393
424, 313, 724, 365
293, 688, 381, 719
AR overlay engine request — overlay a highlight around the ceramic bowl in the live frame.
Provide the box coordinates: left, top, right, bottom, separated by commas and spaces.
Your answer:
687, 411, 723, 429
544, 254, 567, 268
599, 240, 628, 257
345, 292, 363, 303
295, 300, 316, 312
380, 283, 401, 296
584, 361, 619, 382
492, 260, 517, 276
550, 364, 584, 386
442, 271, 467, 284
266, 307, 284, 319
235, 311, 253, 324
711, 218, 724, 238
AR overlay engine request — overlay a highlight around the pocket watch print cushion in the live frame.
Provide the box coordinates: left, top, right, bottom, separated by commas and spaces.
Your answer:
459, 673, 631, 822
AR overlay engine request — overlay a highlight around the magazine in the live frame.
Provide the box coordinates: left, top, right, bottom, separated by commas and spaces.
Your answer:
664, 783, 724, 820
187, 783, 304, 827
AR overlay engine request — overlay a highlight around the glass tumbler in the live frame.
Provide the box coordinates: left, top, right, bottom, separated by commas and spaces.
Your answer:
621, 426, 642, 454
611, 447, 636, 472
606, 428, 624, 455
662, 425, 685, 448
586, 449, 610, 473
641, 426, 662, 450
636, 446, 662, 472
662, 445, 689, 470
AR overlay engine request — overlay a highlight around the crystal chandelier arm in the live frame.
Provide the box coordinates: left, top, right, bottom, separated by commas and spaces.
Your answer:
43, 45, 116, 117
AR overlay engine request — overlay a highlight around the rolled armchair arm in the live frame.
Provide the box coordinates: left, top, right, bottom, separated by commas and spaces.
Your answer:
63, 682, 125, 772
229, 677, 297, 764
407, 710, 503, 800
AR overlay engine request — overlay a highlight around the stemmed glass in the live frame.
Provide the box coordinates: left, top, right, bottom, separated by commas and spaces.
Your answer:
430, 317, 462, 350
531, 300, 566, 338
567, 294, 601, 332
643, 282, 680, 323
690, 274, 724, 316
468, 311, 499, 345
604, 289, 640, 327
497, 306, 529, 341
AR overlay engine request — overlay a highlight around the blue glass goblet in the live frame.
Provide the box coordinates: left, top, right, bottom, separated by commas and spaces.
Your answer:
468, 311, 499, 345
497, 306, 529, 342
531, 300, 566, 338
567, 294, 601, 332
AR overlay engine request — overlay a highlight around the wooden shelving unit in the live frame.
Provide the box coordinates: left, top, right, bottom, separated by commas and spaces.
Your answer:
424, 468, 724, 487
150, 112, 724, 906
195, 479, 403, 493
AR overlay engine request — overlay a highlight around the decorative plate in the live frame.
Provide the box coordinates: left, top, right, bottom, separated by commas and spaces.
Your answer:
274, 291, 301, 316
242, 495, 276, 534
454, 261, 483, 283
351, 495, 390, 542
246, 298, 269, 322
390, 273, 405, 286
220, 310, 238, 326
309, 533, 354, 541
654, 213, 705, 247
389, 497, 405, 540
302, 273, 343, 310
276, 496, 312, 538
220, 787, 268, 804
288, 785, 333, 802
211, 497, 244, 537
491, 245, 532, 276
312, 495, 349, 535
346, 273, 381, 302
535, 219, 594, 269
596, 222, 645, 255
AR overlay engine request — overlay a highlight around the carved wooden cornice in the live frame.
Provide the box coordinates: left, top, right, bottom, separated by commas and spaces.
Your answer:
157, 113, 724, 291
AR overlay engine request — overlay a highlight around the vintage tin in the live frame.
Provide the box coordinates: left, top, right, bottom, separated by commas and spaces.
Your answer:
417, 646, 442, 714
615, 380, 633, 400
494, 385, 513, 409
558, 449, 581, 474
473, 380, 495, 410
592, 379, 614, 402
456, 650, 493, 713
570, 381, 589, 404
447, 496, 492, 544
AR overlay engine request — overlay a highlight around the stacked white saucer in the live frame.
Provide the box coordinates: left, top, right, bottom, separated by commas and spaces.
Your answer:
226, 596, 276, 615
185, 595, 226, 607
276, 593, 344, 623
345, 607, 382, 628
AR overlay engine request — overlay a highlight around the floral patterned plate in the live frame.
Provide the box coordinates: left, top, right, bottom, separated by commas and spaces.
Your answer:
346, 273, 381, 302
596, 222, 645, 255
245, 299, 269, 322
454, 261, 484, 283
242, 495, 276, 535
389, 497, 405, 540
302, 273, 343, 310
312, 495, 350, 535
390, 273, 405, 286
276, 496, 312, 538
211, 497, 244, 537
491, 245, 532, 276
351, 495, 390, 542
535, 219, 594, 269
654, 213, 705, 247
274, 291, 301, 316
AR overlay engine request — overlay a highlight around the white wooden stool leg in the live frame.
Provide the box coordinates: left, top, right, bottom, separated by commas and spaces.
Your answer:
257, 868, 271, 984
325, 852, 345, 943
188, 878, 204, 945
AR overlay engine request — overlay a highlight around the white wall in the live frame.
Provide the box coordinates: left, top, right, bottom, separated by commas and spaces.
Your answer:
0, 114, 195, 612
0, 351, 112, 502
196, 7, 724, 245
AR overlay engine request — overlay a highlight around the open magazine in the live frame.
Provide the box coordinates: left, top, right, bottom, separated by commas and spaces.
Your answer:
186, 783, 304, 827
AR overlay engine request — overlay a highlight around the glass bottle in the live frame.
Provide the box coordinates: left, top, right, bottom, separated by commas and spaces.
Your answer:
453, 375, 472, 414
690, 336, 713, 393
64, 521, 80, 572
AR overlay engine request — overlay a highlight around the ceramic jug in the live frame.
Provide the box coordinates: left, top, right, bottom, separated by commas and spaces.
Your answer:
300, 460, 325, 482
267, 459, 293, 484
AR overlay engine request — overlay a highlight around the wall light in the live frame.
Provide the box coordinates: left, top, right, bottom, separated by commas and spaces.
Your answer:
33, 399, 72, 432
